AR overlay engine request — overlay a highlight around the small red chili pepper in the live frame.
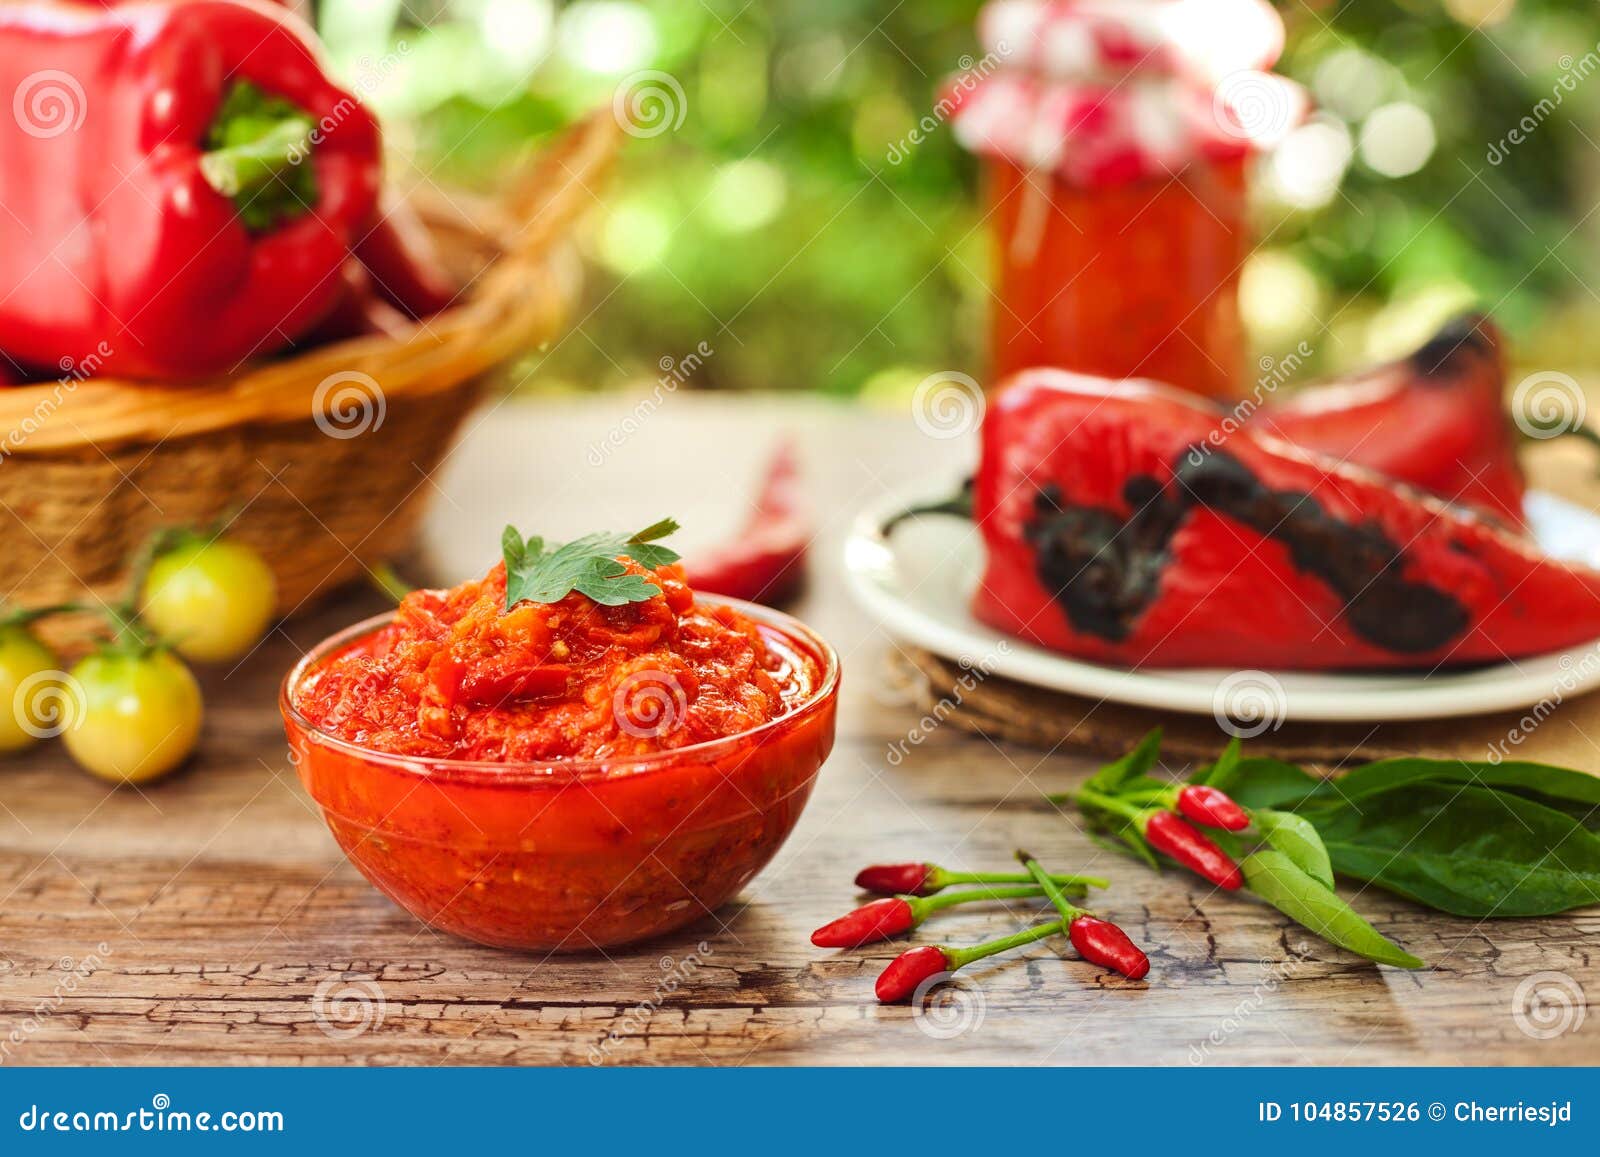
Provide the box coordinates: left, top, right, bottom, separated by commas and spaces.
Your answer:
1175, 784, 1249, 831
854, 862, 933, 895
814, 897, 918, 948
1144, 811, 1244, 890
875, 945, 952, 1003
1069, 916, 1150, 980
854, 861, 1108, 897
1017, 849, 1149, 980
683, 439, 809, 606
812, 885, 1058, 948
874, 921, 1067, 1004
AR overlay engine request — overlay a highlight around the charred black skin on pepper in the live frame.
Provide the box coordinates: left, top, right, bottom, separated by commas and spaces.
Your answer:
1024, 449, 1469, 653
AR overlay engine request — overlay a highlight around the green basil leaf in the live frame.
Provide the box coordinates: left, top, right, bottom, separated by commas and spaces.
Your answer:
1190, 737, 1242, 789
1241, 851, 1423, 969
1332, 757, 1600, 819
1313, 784, 1600, 917
1085, 728, 1163, 794
1213, 756, 1326, 810
1252, 809, 1335, 891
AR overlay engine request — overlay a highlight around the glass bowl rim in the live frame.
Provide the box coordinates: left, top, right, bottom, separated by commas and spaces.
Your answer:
279, 593, 841, 786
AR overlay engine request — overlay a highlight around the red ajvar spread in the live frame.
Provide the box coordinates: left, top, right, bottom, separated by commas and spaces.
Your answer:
295, 559, 810, 762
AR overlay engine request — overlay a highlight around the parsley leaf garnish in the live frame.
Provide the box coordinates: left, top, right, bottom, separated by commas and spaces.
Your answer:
502, 519, 681, 610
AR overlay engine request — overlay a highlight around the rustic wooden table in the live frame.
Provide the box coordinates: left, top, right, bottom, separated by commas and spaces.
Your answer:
2, 395, 1595, 1066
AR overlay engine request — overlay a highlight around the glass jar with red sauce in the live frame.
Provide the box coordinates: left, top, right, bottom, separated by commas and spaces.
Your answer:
282, 563, 839, 952
953, 0, 1303, 400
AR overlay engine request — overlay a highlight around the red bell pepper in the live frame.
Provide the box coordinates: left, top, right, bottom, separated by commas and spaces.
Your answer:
355, 192, 459, 320
683, 439, 810, 605
1252, 315, 1524, 526
0, 1, 381, 379
974, 370, 1600, 669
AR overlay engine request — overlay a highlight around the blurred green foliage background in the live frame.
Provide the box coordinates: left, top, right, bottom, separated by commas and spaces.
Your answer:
319, 0, 1600, 397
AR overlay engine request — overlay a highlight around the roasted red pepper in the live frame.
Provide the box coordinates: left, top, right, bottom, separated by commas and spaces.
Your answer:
1253, 315, 1524, 526
0, 1, 381, 379
974, 370, 1600, 669
684, 439, 809, 605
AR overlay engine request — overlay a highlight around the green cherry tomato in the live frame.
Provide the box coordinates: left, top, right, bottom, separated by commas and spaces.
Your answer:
140, 537, 277, 663
63, 650, 203, 785
0, 625, 65, 754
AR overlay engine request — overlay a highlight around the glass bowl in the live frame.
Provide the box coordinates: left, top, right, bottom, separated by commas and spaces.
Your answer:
280, 597, 839, 952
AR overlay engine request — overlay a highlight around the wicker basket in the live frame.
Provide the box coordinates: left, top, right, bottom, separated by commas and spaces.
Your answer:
0, 113, 619, 644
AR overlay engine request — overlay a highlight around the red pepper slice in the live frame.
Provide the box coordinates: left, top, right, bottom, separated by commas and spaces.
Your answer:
1253, 315, 1524, 527
683, 439, 809, 605
0, 1, 381, 379
973, 370, 1600, 669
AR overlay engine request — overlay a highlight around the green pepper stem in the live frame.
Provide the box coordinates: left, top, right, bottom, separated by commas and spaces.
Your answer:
932, 867, 1109, 891
946, 920, 1067, 969
1073, 787, 1153, 829
915, 884, 1064, 917
200, 117, 314, 198
1015, 849, 1087, 924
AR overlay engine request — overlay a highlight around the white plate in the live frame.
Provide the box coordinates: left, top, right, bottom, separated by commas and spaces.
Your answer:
844, 482, 1600, 724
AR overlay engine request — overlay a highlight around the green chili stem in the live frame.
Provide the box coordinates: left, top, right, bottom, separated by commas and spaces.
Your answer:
915, 884, 1059, 916
932, 868, 1109, 891
1015, 850, 1088, 925
946, 920, 1067, 969
1074, 786, 1152, 827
